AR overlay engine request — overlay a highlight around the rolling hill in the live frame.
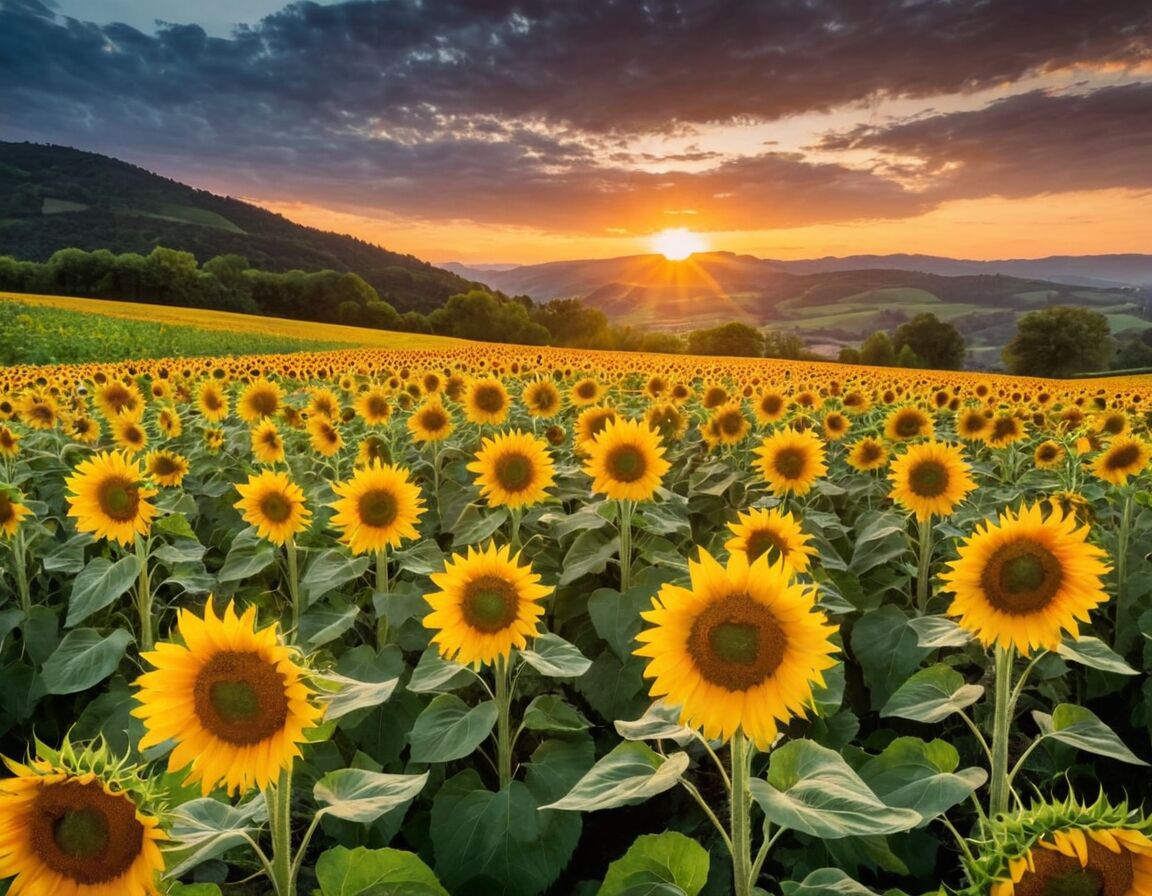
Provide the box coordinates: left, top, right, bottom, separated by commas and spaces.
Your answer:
0, 142, 482, 313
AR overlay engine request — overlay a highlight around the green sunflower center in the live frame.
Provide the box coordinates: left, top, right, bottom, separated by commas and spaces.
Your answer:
605, 444, 647, 483
96, 476, 140, 522
194, 650, 290, 745
259, 492, 294, 524
31, 779, 145, 884
495, 453, 534, 492
358, 487, 399, 528
687, 593, 787, 691
908, 460, 949, 498
773, 447, 806, 481
461, 575, 520, 633
980, 538, 1064, 616
54, 808, 109, 858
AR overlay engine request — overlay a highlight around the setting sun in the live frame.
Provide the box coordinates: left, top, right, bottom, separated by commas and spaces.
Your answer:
650, 228, 708, 261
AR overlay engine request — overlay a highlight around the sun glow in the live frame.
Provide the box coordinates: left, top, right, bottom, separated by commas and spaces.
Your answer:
650, 228, 709, 261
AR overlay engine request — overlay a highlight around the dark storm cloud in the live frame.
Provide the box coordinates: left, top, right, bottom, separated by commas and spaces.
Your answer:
821, 83, 1152, 199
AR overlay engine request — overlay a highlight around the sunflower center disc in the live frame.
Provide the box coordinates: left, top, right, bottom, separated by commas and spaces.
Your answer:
1016, 837, 1132, 896
577, 383, 596, 399
422, 409, 448, 431
895, 414, 922, 437
153, 456, 179, 476
981, 539, 1064, 615
259, 493, 293, 524
773, 448, 806, 480
195, 651, 290, 745
367, 396, 389, 417
358, 488, 399, 528
761, 396, 782, 415
462, 575, 519, 633
719, 413, 744, 436
1106, 444, 1141, 471
496, 454, 533, 492
250, 391, 278, 416
745, 529, 787, 564
97, 477, 140, 522
0, 494, 14, 525
859, 443, 882, 463
688, 594, 787, 691
31, 780, 144, 884
474, 387, 505, 413
1043, 869, 1105, 896
606, 445, 647, 483
909, 461, 949, 498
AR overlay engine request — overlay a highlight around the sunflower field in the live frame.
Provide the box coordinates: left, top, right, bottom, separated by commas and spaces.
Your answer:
1, 345, 1151, 896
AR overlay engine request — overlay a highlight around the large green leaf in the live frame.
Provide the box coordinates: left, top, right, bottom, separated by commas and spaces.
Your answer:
599, 831, 710, 896
314, 768, 428, 823
588, 587, 652, 660
880, 664, 984, 724
906, 616, 971, 648
316, 846, 448, 896
1033, 704, 1148, 766
850, 606, 931, 710
217, 529, 277, 582
847, 511, 910, 575
540, 742, 689, 812
67, 555, 140, 627
408, 648, 478, 694
857, 737, 987, 825
614, 702, 695, 746
520, 633, 592, 678
42, 628, 133, 694
750, 740, 921, 839
1056, 636, 1139, 675
523, 695, 591, 734
781, 869, 884, 896
164, 795, 267, 878
409, 694, 498, 763
301, 548, 370, 606
559, 530, 620, 585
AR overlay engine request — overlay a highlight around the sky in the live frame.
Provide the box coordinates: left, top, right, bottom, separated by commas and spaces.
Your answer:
2, 0, 1150, 265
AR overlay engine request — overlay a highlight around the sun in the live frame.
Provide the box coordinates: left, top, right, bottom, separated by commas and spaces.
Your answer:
650, 228, 708, 261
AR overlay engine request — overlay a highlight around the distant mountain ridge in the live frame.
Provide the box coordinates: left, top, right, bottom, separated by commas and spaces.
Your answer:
0, 142, 482, 312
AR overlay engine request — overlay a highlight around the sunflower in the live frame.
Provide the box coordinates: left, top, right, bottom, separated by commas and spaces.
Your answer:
467, 430, 556, 509
0, 425, 21, 459
196, 380, 230, 423
133, 600, 322, 795
237, 379, 283, 423
354, 386, 392, 425
846, 436, 888, 472
1033, 439, 1066, 471
575, 406, 619, 453
155, 406, 182, 439
706, 403, 751, 447
583, 417, 671, 502
523, 380, 562, 418
753, 428, 828, 497
464, 378, 510, 426
634, 548, 838, 749
1091, 436, 1152, 486
986, 413, 1027, 448
306, 415, 343, 457
0, 757, 165, 896
884, 406, 934, 442
407, 398, 454, 443
822, 411, 850, 441
356, 434, 390, 467
203, 427, 225, 453
724, 507, 816, 574
423, 543, 551, 666
65, 451, 158, 546
250, 419, 285, 465
940, 502, 1110, 655
19, 392, 58, 430
0, 488, 31, 537
68, 414, 102, 444
888, 440, 976, 521
330, 461, 424, 554
570, 377, 602, 407
646, 403, 688, 444
93, 381, 143, 421
234, 470, 312, 546
308, 387, 341, 420
112, 413, 149, 455
144, 450, 189, 488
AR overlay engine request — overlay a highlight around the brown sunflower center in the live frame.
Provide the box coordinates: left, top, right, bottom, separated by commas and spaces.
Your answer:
1105, 443, 1141, 471
704, 387, 727, 408
420, 408, 448, 432
760, 395, 783, 416
203, 390, 223, 411
980, 538, 1064, 615
718, 412, 745, 436
194, 650, 290, 745
857, 442, 882, 463
605, 444, 647, 483
151, 455, 180, 476
259, 492, 294, 524
1037, 444, 1060, 463
461, 575, 520, 633
991, 417, 1019, 442
29, 402, 55, 424
366, 395, 389, 418
495, 452, 534, 492
473, 386, 505, 413
745, 528, 788, 564
908, 460, 949, 498
531, 388, 557, 411
1014, 838, 1132, 896
1101, 415, 1126, 435
826, 415, 845, 432
96, 476, 141, 522
894, 413, 924, 437
247, 389, 278, 417
0, 494, 14, 525
358, 487, 398, 528
687, 594, 787, 691
773, 447, 807, 480
575, 382, 597, 400
31, 780, 144, 884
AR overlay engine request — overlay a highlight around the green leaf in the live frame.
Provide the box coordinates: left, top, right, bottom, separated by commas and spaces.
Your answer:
217, 529, 276, 582
614, 702, 695, 746
906, 616, 972, 649
523, 695, 591, 734
750, 740, 921, 839
880, 665, 984, 724
408, 648, 478, 694
169, 884, 223, 896
321, 673, 399, 723
165, 795, 266, 878
316, 846, 449, 896
314, 768, 428, 823
391, 539, 444, 576
450, 505, 508, 547
1057, 636, 1139, 675
42, 628, 134, 694
520, 633, 592, 678
540, 742, 689, 812
559, 530, 619, 585
856, 737, 987, 826
42, 533, 91, 574
1034, 704, 1148, 765
67, 555, 140, 627
850, 606, 931, 710
153, 538, 207, 565
409, 694, 498, 763
299, 598, 359, 648
153, 512, 197, 541
589, 587, 652, 660
599, 831, 710, 896
781, 869, 884, 896
848, 511, 909, 575
301, 548, 370, 606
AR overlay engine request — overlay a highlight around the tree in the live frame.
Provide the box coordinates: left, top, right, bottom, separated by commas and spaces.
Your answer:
1002, 306, 1112, 377
687, 322, 765, 357
858, 330, 896, 366
531, 298, 610, 347
429, 290, 550, 345
895, 344, 923, 368
838, 346, 861, 364
893, 312, 966, 369
762, 330, 812, 360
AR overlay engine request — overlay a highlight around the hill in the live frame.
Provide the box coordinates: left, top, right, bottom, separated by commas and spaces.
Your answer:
0, 142, 482, 313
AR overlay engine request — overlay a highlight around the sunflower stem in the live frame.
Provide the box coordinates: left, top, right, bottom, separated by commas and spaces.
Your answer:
266, 766, 295, 896
495, 654, 513, 789
285, 538, 301, 642
509, 508, 522, 552
375, 547, 390, 648
916, 516, 933, 615
729, 732, 754, 896
618, 499, 634, 592
134, 534, 154, 652
1114, 487, 1136, 653
988, 645, 1015, 820
12, 527, 31, 617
